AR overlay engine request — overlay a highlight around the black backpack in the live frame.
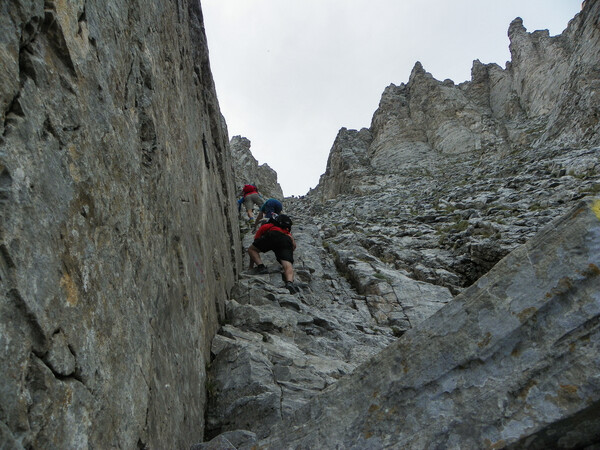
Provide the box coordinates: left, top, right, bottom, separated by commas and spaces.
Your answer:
271, 214, 292, 231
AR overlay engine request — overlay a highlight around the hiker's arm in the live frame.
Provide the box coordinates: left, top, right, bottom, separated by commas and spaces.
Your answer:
289, 234, 296, 250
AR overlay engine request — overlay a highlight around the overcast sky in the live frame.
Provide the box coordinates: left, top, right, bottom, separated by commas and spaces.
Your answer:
201, 0, 582, 197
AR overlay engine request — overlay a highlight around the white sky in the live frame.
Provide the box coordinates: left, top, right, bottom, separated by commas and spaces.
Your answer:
201, 0, 583, 197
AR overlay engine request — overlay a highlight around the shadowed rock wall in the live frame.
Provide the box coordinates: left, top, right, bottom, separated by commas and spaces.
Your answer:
0, 0, 240, 448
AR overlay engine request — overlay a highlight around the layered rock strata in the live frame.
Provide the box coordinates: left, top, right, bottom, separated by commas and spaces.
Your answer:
0, 1, 240, 448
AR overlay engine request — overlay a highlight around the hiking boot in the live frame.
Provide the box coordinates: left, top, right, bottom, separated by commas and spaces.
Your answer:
253, 264, 268, 275
285, 281, 300, 294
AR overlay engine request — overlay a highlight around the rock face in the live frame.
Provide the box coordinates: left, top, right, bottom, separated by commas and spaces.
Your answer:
0, 1, 240, 448
230, 135, 284, 201
2, 0, 599, 448
319, 0, 599, 200
202, 2, 600, 449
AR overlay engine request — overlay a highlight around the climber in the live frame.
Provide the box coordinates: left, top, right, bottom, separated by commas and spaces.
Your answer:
247, 214, 300, 294
239, 183, 264, 220
253, 197, 283, 231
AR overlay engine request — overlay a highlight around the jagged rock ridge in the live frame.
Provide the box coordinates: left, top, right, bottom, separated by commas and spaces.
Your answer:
313, 0, 600, 293
318, 4, 599, 197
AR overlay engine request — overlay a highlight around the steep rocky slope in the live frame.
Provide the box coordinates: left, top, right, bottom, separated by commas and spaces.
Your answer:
201, 2, 600, 448
0, 1, 240, 448
204, 215, 453, 443
258, 199, 600, 450
1, 0, 598, 448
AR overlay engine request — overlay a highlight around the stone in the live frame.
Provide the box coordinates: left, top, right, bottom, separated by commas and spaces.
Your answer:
206, 164, 464, 439
3, 0, 600, 448
45, 330, 76, 377
190, 434, 236, 450
205, 340, 282, 440
190, 430, 257, 450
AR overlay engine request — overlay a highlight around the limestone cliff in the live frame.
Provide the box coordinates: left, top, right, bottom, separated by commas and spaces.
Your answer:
313, 0, 600, 293
0, 1, 240, 448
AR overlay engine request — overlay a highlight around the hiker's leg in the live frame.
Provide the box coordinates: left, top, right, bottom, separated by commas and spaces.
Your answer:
280, 260, 294, 282
243, 196, 255, 219
248, 245, 263, 268
254, 195, 265, 210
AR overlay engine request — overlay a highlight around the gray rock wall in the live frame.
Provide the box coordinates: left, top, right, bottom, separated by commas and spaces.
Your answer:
0, 1, 240, 448
317, 127, 372, 200
311, 1, 600, 294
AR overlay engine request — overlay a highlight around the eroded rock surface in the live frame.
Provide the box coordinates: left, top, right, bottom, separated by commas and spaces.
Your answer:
0, 1, 240, 448
204, 222, 407, 441
2, 0, 599, 449
312, 0, 600, 296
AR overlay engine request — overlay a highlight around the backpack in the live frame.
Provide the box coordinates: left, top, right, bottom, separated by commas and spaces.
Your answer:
271, 214, 292, 231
